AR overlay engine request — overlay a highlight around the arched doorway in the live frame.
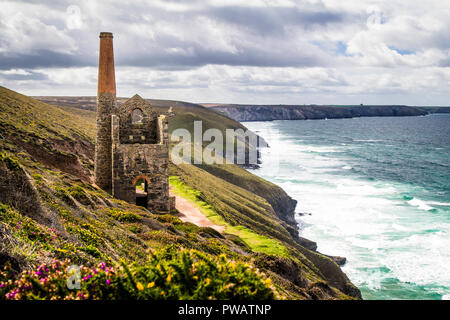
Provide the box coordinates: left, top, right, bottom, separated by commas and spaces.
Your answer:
133, 175, 150, 208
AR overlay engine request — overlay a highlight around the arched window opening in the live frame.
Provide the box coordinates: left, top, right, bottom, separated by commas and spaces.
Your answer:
131, 108, 143, 124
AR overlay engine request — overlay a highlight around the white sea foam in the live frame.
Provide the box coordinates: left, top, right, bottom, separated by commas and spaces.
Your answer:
408, 198, 434, 211
391, 223, 411, 232
428, 202, 450, 206
302, 146, 341, 153
244, 120, 450, 299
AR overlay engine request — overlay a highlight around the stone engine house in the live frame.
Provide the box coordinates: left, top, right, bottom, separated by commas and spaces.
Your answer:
94, 32, 174, 213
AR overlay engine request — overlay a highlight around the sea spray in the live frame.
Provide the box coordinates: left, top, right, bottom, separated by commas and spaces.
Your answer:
245, 115, 450, 300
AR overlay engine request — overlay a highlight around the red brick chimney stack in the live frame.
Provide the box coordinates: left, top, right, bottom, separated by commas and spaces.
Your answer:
98, 32, 116, 95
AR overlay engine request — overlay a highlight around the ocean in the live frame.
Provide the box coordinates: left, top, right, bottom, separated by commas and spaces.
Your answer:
244, 114, 450, 300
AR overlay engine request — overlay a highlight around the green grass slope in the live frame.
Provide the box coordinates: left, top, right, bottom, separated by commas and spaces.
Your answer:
0, 86, 360, 299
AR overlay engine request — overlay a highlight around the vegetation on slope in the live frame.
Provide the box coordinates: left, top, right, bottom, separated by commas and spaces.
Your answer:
0, 86, 95, 181
0, 87, 361, 299
170, 165, 296, 249
170, 176, 288, 257
1, 246, 275, 300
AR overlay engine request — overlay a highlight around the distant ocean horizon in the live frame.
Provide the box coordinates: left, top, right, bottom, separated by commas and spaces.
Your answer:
245, 114, 450, 300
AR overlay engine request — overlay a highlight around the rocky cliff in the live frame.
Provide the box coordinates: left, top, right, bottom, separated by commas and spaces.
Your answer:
211, 104, 428, 122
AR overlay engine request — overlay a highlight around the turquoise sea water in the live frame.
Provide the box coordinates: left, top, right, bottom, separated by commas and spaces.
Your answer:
244, 114, 450, 300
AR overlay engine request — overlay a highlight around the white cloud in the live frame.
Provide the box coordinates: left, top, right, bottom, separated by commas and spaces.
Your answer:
66, 5, 83, 30
0, 0, 449, 105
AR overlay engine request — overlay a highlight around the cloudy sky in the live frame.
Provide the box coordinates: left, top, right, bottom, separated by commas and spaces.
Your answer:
0, 0, 449, 105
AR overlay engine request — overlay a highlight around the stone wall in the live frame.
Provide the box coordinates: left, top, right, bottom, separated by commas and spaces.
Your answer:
112, 143, 170, 213
111, 95, 172, 213
94, 92, 115, 193
117, 95, 159, 145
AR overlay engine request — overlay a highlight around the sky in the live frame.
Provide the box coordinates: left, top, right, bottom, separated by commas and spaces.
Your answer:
0, 0, 449, 105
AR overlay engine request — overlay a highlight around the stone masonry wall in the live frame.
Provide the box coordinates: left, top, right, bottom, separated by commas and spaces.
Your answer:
94, 92, 115, 193
112, 143, 170, 213
111, 95, 172, 213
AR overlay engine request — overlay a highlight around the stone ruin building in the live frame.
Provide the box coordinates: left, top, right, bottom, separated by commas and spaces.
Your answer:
94, 32, 174, 213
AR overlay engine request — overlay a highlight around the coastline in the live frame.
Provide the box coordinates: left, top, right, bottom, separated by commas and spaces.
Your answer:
243, 121, 349, 266
243, 116, 450, 300
211, 104, 430, 122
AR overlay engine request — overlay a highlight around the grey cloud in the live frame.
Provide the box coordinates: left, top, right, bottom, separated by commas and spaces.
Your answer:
118, 44, 325, 69
0, 50, 94, 70
438, 58, 450, 67
0, 70, 48, 81
113, 5, 347, 68
208, 6, 348, 36
0, 1, 343, 71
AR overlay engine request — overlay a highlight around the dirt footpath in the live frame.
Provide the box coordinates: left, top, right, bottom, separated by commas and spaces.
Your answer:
170, 192, 225, 233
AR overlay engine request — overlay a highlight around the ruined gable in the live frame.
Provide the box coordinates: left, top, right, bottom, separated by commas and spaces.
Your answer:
117, 95, 159, 145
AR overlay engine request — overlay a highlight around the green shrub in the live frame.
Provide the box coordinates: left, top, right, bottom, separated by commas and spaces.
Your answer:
53, 186, 75, 205
155, 214, 183, 225
0, 202, 59, 250
31, 173, 43, 183
127, 225, 143, 234
79, 245, 102, 258
199, 227, 224, 239
103, 208, 142, 223
0, 153, 21, 170
0, 246, 275, 300
66, 223, 103, 246
175, 222, 201, 234
67, 186, 90, 204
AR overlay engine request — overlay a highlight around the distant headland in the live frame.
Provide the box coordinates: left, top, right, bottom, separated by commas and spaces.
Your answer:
201, 104, 449, 122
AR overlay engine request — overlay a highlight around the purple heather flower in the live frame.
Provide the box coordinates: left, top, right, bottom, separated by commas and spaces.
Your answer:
0, 283, 5, 288
106, 279, 111, 286
6, 289, 18, 299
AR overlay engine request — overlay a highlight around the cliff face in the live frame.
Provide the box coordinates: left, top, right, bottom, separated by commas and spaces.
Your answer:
212, 104, 428, 122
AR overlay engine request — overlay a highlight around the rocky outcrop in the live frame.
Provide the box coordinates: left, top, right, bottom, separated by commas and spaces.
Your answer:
253, 252, 360, 299
212, 104, 428, 122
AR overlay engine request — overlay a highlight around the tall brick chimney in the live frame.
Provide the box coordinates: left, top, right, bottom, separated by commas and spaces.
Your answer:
97, 32, 116, 94
94, 32, 116, 193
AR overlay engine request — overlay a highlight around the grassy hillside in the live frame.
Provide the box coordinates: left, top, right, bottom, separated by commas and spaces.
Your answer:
0, 86, 360, 299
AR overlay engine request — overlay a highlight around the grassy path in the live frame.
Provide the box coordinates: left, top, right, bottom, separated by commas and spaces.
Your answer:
170, 190, 225, 233
169, 176, 289, 257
